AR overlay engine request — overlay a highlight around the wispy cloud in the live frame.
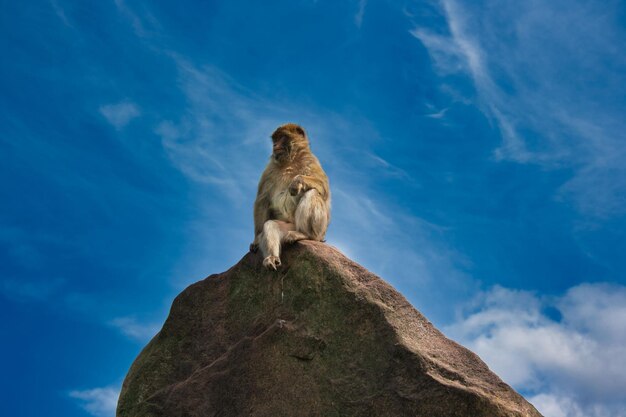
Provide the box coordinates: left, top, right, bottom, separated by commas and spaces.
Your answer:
411, 0, 533, 163
355, 0, 367, 28
105, 3, 480, 321
109, 316, 160, 343
410, 27, 466, 76
423, 106, 449, 120
445, 283, 626, 417
328, 181, 475, 321
151, 56, 284, 204
113, 0, 161, 39
99, 101, 140, 130
410, 0, 626, 218
69, 386, 119, 417
50, 0, 71, 27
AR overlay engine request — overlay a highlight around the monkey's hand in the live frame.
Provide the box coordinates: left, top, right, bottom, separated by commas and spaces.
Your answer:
289, 176, 306, 196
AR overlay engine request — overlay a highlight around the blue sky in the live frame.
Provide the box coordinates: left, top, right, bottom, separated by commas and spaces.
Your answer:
1, 1, 625, 416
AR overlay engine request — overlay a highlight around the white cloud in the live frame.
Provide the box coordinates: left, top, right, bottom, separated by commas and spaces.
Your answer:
99, 101, 140, 130
69, 386, 119, 417
529, 393, 618, 417
109, 316, 160, 342
445, 283, 626, 417
410, 0, 626, 218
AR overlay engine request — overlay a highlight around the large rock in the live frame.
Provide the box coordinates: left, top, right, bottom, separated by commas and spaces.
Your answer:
117, 241, 542, 417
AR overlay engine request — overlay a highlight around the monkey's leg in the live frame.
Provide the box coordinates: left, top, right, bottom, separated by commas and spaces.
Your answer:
295, 190, 329, 241
283, 230, 308, 244
272, 219, 307, 244
260, 220, 285, 270
260, 221, 306, 269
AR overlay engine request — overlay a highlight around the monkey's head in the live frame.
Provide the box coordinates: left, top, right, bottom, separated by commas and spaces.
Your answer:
271, 123, 309, 163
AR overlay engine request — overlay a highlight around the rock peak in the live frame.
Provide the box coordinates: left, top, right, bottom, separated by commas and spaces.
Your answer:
117, 241, 542, 417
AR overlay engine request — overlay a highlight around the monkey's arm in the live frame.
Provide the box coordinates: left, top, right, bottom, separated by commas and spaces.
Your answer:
292, 173, 330, 200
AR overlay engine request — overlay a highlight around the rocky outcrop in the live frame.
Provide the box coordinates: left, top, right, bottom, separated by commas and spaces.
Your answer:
117, 241, 542, 417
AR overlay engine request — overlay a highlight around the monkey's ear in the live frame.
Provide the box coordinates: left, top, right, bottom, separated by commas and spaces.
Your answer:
295, 126, 306, 137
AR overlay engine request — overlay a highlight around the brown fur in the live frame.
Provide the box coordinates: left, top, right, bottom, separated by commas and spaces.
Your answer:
251, 123, 331, 269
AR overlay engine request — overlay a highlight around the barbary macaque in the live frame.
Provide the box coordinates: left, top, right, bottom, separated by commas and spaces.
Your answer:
250, 123, 331, 269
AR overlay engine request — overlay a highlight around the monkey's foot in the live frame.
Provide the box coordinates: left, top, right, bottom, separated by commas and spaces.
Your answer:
283, 231, 308, 244
263, 255, 281, 270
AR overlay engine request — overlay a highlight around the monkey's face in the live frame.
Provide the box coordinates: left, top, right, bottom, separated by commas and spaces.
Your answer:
272, 134, 291, 161
271, 124, 309, 163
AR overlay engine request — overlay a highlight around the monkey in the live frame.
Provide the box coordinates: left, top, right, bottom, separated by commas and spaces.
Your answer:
250, 123, 331, 270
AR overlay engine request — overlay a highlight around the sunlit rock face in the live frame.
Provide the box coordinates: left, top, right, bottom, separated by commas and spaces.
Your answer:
117, 241, 542, 417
